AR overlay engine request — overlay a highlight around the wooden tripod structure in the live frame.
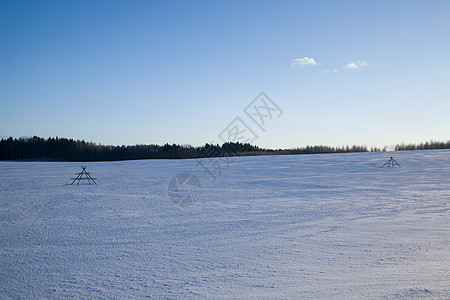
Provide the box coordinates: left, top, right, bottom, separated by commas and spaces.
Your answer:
71, 166, 97, 185
381, 156, 401, 168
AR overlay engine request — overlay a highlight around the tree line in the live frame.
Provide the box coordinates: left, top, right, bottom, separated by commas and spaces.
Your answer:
394, 140, 450, 151
0, 136, 449, 161
0, 136, 264, 161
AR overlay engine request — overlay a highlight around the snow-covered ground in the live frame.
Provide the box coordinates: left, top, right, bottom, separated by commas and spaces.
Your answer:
1, 150, 449, 299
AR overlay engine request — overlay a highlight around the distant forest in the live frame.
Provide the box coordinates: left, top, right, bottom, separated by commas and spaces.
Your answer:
0, 136, 449, 162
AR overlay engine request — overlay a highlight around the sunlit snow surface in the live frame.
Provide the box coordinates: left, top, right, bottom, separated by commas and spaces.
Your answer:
1, 150, 449, 299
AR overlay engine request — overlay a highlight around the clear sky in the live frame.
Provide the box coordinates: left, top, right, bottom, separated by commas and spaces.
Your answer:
1, 0, 449, 148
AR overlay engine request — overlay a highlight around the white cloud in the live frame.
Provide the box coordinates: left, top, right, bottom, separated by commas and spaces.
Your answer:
344, 61, 368, 70
290, 57, 317, 67
324, 69, 338, 74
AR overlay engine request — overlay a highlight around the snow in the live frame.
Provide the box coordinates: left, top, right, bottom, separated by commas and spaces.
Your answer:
0, 150, 449, 299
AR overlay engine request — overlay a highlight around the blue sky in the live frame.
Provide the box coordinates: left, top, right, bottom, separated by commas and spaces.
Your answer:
1, 0, 449, 148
